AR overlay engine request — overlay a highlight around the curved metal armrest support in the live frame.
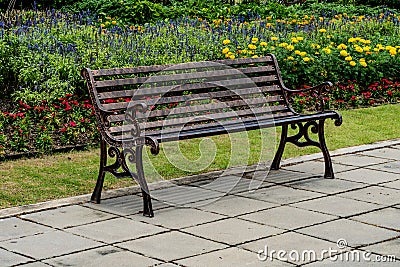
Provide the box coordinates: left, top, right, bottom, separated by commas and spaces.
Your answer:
283, 81, 333, 112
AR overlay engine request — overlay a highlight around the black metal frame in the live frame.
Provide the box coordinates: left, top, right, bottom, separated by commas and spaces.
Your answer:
91, 138, 154, 217
271, 119, 336, 178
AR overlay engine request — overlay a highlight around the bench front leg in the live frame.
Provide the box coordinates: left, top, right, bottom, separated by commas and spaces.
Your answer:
135, 145, 154, 217
91, 138, 107, 203
272, 120, 335, 179
271, 124, 288, 170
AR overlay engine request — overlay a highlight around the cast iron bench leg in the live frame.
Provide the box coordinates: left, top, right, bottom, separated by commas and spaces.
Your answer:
318, 119, 335, 179
91, 139, 107, 203
271, 124, 288, 170
136, 145, 154, 217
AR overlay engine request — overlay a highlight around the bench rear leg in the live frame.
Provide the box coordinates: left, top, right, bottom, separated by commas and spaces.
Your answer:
271, 125, 288, 170
91, 139, 107, 203
318, 120, 334, 179
135, 145, 154, 217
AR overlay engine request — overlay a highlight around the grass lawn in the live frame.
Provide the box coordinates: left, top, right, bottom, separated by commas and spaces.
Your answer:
1, 104, 399, 209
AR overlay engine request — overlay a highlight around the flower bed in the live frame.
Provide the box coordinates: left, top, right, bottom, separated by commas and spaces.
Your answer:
0, 6, 399, 156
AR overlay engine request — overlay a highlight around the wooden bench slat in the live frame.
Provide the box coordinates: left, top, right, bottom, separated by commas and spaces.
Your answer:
91, 56, 274, 77
94, 67, 277, 89
108, 105, 292, 134
101, 85, 282, 111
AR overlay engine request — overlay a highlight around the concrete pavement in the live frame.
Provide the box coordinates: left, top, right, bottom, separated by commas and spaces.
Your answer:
1, 139, 399, 266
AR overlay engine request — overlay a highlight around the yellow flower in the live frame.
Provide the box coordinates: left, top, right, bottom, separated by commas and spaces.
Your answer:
363, 46, 371, 52
348, 37, 356, 43
340, 50, 349, 57
322, 48, 332, 54
222, 48, 229, 54
345, 56, 353, 61
241, 49, 247, 53
295, 50, 301, 55
260, 41, 268, 46
100, 23, 105, 28
229, 54, 235, 59
389, 49, 397, 56
248, 44, 257, 50
105, 21, 110, 26
278, 42, 288, 47
360, 61, 367, 67
303, 57, 311, 62
111, 21, 117, 25
286, 45, 295, 51
252, 55, 259, 58
356, 46, 364, 53
287, 56, 294, 60
300, 51, 307, 57
106, 16, 111, 20
291, 38, 299, 44
223, 39, 231, 45
349, 61, 356, 66
337, 44, 347, 50
251, 37, 259, 44
271, 36, 278, 41
319, 29, 327, 33
296, 36, 304, 41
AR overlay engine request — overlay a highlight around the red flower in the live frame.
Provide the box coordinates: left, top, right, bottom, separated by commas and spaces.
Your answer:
60, 127, 67, 133
388, 91, 393, 96
66, 93, 73, 97
69, 121, 77, 127
64, 105, 72, 111
369, 100, 375, 105
351, 95, 356, 101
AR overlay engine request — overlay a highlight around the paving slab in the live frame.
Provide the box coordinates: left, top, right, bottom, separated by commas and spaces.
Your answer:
304, 250, 399, 266
363, 238, 400, 260
291, 196, 382, 217
21, 205, 115, 229
150, 184, 226, 207
116, 231, 227, 262
238, 185, 325, 205
188, 175, 273, 194
350, 207, 400, 231
129, 207, 226, 229
44, 246, 161, 267
241, 232, 339, 265
297, 219, 399, 247
66, 217, 166, 243
283, 160, 356, 175
0, 247, 33, 266
337, 186, 400, 205
335, 168, 400, 184
84, 195, 169, 216
0, 217, 52, 241
331, 154, 390, 167
176, 247, 293, 267
359, 148, 400, 160
244, 169, 313, 184
195, 195, 279, 217
380, 179, 400, 190
239, 206, 337, 230
367, 161, 400, 174
286, 177, 367, 194
0, 230, 102, 260
183, 218, 283, 245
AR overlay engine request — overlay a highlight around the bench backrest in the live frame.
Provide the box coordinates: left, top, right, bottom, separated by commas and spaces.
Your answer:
82, 54, 294, 144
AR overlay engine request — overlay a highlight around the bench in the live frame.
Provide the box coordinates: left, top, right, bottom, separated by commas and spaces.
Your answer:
81, 54, 342, 217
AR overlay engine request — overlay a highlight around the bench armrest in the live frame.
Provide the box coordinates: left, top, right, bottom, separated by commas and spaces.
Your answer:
282, 81, 333, 112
